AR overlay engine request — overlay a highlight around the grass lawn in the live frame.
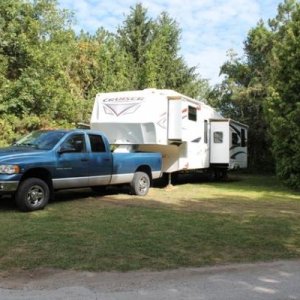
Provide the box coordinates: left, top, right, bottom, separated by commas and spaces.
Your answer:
0, 173, 299, 271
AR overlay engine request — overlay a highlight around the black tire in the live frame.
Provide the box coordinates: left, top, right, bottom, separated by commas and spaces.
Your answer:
130, 171, 150, 196
15, 178, 49, 212
214, 169, 228, 181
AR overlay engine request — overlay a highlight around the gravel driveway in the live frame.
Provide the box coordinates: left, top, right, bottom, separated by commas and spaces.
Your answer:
1, 260, 300, 300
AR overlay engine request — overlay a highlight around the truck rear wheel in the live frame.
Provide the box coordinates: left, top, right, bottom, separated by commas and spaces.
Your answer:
130, 172, 150, 196
15, 178, 49, 212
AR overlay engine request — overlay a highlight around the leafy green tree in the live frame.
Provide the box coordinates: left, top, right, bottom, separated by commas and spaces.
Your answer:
265, 0, 300, 188
70, 29, 135, 103
117, 3, 152, 89
0, 1, 87, 137
144, 12, 208, 98
0, 0, 88, 145
210, 0, 300, 188
0, 0, 212, 148
117, 3, 208, 98
209, 45, 274, 171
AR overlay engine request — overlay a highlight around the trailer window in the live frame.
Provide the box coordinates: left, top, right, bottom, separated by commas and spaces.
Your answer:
188, 106, 197, 121
232, 132, 239, 146
204, 120, 208, 144
88, 134, 106, 152
214, 131, 223, 143
241, 129, 246, 147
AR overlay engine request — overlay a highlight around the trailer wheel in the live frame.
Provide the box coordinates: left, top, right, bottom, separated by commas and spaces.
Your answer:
130, 172, 150, 196
214, 169, 228, 181
15, 178, 49, 212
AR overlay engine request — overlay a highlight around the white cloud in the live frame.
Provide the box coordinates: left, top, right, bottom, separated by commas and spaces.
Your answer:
58, 0, 282, 85
185, 48, 227, 83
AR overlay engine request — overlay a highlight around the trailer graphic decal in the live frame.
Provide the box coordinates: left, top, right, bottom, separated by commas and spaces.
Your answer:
157, 112, 167, 129
230, 151, 246, 159
102, 97, 144, 117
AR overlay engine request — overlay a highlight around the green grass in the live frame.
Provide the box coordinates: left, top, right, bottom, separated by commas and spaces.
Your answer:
0, 174, 299, 271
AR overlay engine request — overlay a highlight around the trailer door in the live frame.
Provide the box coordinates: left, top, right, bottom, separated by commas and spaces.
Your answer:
210, 120, 230, 164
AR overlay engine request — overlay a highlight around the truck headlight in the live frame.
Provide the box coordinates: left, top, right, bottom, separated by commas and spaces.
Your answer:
0, 165, 20, 174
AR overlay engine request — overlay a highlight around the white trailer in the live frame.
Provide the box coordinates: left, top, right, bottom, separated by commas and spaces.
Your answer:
90, 89, 248, 176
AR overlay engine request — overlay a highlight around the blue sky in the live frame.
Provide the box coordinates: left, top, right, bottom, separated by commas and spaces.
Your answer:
58, 0, 282, 85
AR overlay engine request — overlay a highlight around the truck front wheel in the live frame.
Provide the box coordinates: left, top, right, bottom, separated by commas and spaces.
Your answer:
130, 172, 150, 196
15, 178, 49, 212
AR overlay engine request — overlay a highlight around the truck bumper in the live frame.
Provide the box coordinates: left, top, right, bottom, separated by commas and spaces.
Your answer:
0, 181, 19, 193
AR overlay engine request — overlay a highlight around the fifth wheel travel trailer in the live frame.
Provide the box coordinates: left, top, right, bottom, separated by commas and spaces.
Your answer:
90, 89, 248, 179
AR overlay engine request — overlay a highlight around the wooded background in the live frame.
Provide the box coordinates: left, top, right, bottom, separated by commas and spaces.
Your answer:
0, 0, 299, 189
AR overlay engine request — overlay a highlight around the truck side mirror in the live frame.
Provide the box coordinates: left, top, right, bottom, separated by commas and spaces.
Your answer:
58, 146, 77, 154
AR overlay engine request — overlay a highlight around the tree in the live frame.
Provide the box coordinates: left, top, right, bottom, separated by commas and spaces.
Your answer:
265, 0, 300, 188
0, 0, 212, 148
210, 0, 300, 188
70, 29, 136, 102
209, 46, 274, 171
117, 3, 152, 89
117, 3, 208, 98
0, 0, 88, 145
0, 0, 84, 119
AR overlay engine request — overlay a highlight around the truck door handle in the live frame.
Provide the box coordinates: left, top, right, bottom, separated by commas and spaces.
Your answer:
104, 158, 111, 162
81, 158, 89, 162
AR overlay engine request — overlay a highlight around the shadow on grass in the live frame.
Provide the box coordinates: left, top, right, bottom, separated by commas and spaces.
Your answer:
0, 195, 17, 212
51, 187, 277, 217
153, 172, 239, 187
0, 183, 299, 271
0, 173, 298, 212
0, 187, 130, 212
52, 185, 131, 203
157, 172, 300, 196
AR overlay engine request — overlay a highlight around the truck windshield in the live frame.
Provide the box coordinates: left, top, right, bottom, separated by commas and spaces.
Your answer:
14, 131, 66, 150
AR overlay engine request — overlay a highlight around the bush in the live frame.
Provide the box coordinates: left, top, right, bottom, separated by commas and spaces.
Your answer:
0, 114, 75, 147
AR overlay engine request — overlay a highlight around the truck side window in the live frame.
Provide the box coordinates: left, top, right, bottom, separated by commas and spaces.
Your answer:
214, 131, 223, 143
89, 134, 106, 152
62, 134, 86, 152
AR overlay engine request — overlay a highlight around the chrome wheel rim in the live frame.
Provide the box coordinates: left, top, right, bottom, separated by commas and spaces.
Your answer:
138, 176, 148, 194
26, 185, 45, 207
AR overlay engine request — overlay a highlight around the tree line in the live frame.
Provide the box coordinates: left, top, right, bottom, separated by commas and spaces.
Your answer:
0, 0, 207, 143
209, 0, 300, 189
0, 0, 299, 189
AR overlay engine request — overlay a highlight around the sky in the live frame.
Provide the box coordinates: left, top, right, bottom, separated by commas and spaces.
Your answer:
58, 0, 282, 85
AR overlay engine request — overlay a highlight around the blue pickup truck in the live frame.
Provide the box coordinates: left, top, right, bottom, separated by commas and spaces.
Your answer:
0, 130, 162, 211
